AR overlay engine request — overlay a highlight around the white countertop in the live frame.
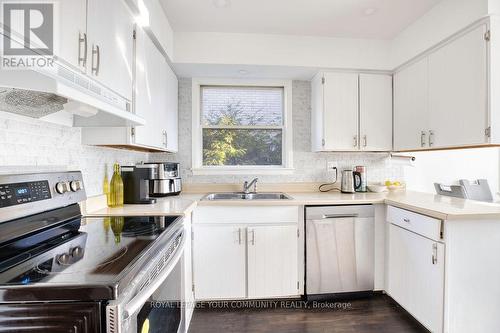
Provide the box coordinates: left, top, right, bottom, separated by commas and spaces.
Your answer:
82, 190, 500, 221
82, 195, 198, 217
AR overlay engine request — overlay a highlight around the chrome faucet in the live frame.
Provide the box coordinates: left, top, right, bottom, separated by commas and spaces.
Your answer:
243, 178, 258, 194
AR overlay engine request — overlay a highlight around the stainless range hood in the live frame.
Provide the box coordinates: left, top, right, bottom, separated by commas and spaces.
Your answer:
0, 88, 67, 118
0, 34, 145, 127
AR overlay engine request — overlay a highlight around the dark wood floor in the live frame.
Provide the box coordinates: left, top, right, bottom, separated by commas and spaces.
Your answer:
188, 294, 428, 333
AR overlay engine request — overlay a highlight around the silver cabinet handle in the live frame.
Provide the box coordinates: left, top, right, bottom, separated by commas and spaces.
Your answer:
162, 130, 167, 147
238, 228, 242, 245
363, 135, 367, 148
429, 130, 434, 147
249, 229, 255, 245
78, 32, 87, 67
432, 243, 438, 265
403, 218, 410, 223
421, 131, 427, 147
91, 44, 100, 76
353, 135, 358, 148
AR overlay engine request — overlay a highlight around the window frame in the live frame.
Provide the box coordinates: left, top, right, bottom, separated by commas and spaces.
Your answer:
191, 78, 294, 175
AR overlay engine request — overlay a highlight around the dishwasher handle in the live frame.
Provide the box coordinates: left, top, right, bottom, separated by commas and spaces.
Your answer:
321, 214, 358, 219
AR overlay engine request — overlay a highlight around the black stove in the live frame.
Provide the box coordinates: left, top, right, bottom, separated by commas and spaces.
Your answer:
0, 211, 178, 288
0, 172, 186, 333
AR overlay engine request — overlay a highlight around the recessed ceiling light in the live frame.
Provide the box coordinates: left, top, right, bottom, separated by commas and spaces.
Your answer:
238, 70, 249, 75
213, 0, 231, 9
363, 7, 378, 16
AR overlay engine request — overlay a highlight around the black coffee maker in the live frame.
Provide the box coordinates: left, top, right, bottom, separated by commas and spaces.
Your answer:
121, 165, 157, 204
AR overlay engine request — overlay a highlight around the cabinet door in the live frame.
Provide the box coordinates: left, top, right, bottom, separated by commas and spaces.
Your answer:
55, 0, 87, 71
359, 74, 393, 151
87, 0, 134, 100
165, 64, 179, 152
428, 24, 488, 148
388, 224, 444, 333
323, 73, 359, 150
134, 28, 166, 149
193, 225, 246, 300
394, 58, 429, 151
247, 225, 298, 298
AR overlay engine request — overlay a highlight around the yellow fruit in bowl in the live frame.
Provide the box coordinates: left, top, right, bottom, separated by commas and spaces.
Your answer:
393, 181, 401, 186
385, 180, 393, 186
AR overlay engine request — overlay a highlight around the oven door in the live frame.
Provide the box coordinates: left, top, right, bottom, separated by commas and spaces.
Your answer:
107, 230, 186, 333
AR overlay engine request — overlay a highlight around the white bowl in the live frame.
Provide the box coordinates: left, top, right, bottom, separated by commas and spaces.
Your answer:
367, 184, 388, 193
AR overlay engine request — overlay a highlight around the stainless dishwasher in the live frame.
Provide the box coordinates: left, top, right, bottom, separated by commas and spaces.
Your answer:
305, 205, 375, 298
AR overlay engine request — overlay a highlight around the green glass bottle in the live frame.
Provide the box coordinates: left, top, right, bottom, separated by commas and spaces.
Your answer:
109, 163, 124, 207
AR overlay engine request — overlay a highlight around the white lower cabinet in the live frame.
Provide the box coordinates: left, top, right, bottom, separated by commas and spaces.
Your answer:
388, 224, 444, 333
193, 225, 247, 300
387, 206, 445, 332
193, 206, 300, 301
247, 225, 298, 298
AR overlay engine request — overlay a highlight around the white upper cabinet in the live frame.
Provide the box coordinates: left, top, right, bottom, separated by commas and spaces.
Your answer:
135, 28, 178, 152
134, 28, 168, 149
56, 0, 88, 71
359, 74, 393, 151
134, 27, 177, 152
312, 72, 358, 151
393, 58, 429, 151
164, 64, 179, 152
394, 21, 490, 151
312, 72, 392, 152
87, 0, 135, 100
428, 24, 488, 149
322, 72, 359, 151
81, 27, 178, 152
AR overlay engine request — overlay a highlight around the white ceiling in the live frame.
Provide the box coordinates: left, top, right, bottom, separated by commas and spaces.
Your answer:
160, 0, 442, 39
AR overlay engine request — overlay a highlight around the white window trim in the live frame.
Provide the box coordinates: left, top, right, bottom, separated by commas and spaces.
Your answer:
191, 78, 294, 175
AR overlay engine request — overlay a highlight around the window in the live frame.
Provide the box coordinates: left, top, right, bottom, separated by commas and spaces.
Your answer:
192, 79, 293, 175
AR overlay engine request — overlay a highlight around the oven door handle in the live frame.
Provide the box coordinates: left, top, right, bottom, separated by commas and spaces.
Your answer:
123, 233, 186, 319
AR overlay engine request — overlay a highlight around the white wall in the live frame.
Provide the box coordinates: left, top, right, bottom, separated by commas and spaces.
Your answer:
404, 148, 500, 197
172, 0, 498, 71
0, 111, 149, 196
391, 0, 489, 67
174, 32, 393, 71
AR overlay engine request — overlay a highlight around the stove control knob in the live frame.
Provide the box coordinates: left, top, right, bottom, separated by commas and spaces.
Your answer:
55, 182, 69, 194
57, 253, 70, 265
71, 246, 83, 257
69, 180, 82, 192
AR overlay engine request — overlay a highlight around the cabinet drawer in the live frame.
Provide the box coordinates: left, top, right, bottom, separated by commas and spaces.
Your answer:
387, 206, 442, 240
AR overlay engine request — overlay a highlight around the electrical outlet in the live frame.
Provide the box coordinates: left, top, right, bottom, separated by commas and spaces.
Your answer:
327, 161, 338, 172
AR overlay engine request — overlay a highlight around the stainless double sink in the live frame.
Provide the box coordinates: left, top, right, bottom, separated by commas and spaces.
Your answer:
202, 192, 293, 201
